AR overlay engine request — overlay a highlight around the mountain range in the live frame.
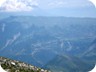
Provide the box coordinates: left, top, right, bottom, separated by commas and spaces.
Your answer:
0, 16, 96, 72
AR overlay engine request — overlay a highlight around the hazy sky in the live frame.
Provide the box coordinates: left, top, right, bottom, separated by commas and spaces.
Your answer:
0, 0, 95, 12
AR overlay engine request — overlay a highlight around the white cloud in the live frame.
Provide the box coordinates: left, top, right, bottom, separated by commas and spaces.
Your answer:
0, 0, 6, 6
0, 0, 38, 12
0, 0, 94, 11
47, 0, 92, 8
48, 0, 66, 8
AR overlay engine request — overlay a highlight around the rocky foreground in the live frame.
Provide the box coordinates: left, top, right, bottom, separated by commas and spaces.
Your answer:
0, 57, 50, 72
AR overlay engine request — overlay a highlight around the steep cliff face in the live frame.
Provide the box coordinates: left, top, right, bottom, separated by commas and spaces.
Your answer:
0, 57, 50, 72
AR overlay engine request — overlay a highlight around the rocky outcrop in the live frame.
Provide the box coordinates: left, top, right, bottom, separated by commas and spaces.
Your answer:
0, 57, 50, 72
